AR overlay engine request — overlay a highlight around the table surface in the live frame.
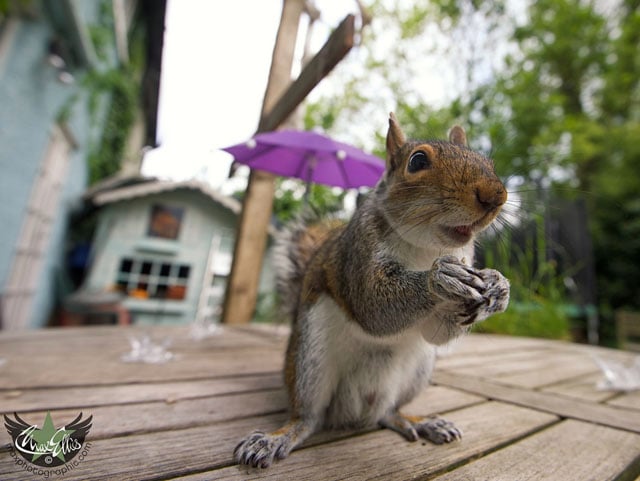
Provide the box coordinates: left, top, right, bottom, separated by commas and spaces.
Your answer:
1, 324, 639, 480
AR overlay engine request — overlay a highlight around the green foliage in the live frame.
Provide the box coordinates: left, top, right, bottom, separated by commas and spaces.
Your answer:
474, 215, 571, 339
303, 0, 640, 341
0, 0, 33, 16
231, 177, 346, 224
84, 66, 139, 183
84, 1, 144, 184
482, 0, 640, 330
88, 0, 115, 62
55, 0, 144, 184
254, 291, 279, 324
474, 303, 571, 339
260, 179, 346, 225
56, 64, 139, 177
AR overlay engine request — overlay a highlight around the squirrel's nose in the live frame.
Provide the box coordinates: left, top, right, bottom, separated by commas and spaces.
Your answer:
475, 183, 507, 212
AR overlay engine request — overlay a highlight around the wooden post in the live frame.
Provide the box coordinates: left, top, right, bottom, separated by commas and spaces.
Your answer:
222, 11, 356, 325
257, 15, 355, 133
221, 0, 304, 325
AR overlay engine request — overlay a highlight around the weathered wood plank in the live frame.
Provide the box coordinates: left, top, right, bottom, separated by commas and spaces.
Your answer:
442, 351, 588, 380
607, 390, 640, 411
433, 371, 640, 433
174, 402, 558, 481
0, 344, 285, 389
0, 413, 288, 481
0, 386, 484, 480
431, 419, 640, 481
0, 325, 286, 350
436, 346, 555, 371
446, 334, 637, 364
442, 333, 561, 357
0, 388, 289, 446
402, 385, 485, 415
540, 372, 616, 403
493, 352, 599, 388
1, 328, 637, 480
0, 325, 287, 389
0, 373, 284, 414
0, 384, 481, 445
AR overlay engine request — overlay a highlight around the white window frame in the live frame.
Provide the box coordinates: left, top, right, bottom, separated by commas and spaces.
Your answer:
116, 257, 191, 301
2, 124, 75, 329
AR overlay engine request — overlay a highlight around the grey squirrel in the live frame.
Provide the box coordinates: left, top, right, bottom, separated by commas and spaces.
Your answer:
234, 113, 510, 468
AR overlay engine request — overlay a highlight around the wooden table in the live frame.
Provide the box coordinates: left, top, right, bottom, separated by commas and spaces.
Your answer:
1, 325, 639, 480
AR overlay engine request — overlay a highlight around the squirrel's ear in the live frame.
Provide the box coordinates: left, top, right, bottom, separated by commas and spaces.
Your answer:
448, 125, 467, 147
386, 112, 406, 169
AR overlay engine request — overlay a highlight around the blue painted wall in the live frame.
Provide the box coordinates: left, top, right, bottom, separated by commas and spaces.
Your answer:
0, 3, 107, 328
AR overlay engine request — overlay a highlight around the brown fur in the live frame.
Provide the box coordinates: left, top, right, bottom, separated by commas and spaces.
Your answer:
283, 115, 506, 338
234, 113, 509, 469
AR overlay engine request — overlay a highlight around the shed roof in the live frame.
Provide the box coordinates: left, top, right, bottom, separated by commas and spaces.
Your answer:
92, 178, 242, 216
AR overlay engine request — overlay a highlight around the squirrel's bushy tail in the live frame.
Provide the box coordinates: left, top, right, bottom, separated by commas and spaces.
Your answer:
275, 217, 343, 322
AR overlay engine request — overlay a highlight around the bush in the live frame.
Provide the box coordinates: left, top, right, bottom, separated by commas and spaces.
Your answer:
474, 214, 572, 340
474, 299, 571, 339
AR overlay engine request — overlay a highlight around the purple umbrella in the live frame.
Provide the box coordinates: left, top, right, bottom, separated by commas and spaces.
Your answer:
222, 130, 385, 190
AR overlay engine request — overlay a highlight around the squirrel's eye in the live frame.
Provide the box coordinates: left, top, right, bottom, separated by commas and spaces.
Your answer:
407, 151, 430, 173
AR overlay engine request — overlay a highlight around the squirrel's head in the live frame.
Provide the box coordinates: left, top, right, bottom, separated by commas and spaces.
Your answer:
380, 112, 507, 249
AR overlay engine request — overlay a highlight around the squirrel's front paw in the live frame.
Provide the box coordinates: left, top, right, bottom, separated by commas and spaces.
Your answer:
475, 268, 510, 321
428, 256, 486, 324
428, 256, 510, 326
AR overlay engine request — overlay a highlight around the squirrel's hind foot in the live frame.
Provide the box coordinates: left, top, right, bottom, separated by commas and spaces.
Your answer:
234, 430, 292, 468
234, 419, 314, 468
379, 412, 462, 445
415, 417, 463, 444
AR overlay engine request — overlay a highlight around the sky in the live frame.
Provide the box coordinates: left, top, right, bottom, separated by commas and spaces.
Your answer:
141, 0, 356, 192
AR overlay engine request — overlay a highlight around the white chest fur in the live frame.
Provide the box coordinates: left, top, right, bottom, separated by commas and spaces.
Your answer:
299, 295, 436, 429
391, 239, 474, 272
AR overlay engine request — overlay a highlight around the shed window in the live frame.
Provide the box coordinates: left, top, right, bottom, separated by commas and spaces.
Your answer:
116, 257, 190, 300
147, 204, 184, 240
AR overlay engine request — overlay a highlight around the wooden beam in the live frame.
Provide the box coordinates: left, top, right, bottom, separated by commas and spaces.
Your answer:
222, 11, 356, 325
258, 13, 355, 133
221, 0, 305, 325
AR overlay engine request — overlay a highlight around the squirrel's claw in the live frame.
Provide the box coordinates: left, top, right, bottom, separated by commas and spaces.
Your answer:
380, 412, 462, 445
415, 417, 463, 444
476, 268, 510, 321
234, 431, 285, 468
235, 420, 313, 468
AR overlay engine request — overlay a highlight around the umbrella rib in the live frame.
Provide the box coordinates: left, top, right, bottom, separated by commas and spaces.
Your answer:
296, 151, 314, 183
241, 144, 279, 166
337, 157, 351, 188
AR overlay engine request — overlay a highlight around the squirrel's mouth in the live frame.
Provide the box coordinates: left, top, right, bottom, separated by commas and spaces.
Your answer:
440, 224, 474, 244
440, 209, 499, 244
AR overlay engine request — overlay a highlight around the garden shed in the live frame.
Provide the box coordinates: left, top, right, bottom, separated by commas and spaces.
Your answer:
76, 178, 275, 326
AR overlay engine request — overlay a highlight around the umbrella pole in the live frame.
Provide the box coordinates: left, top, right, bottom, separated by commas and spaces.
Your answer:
303, 179, 311, 206
302, 158, 315, 206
